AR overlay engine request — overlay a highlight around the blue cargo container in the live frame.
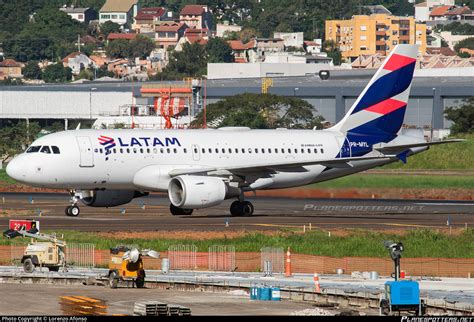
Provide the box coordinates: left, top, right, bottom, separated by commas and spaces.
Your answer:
250, 286, 258, 300
270, 287, 281, 301
260, 287, 271, 301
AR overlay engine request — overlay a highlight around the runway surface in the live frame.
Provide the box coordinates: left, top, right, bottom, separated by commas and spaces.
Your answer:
0, 192, 473, 232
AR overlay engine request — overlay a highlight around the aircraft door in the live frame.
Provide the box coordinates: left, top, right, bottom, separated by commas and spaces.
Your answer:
76, 136, 94, 167
191, 144, 200, 161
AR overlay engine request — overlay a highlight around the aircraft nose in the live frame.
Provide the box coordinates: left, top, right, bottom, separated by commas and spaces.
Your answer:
6, 157, 24, 182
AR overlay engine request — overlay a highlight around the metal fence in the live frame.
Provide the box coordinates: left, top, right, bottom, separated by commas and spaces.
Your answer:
208, 245, 236, 272
66, 243, 95, 268
260, 247, 284, 273
168, 245, 197, 270
10, 244, 26, 266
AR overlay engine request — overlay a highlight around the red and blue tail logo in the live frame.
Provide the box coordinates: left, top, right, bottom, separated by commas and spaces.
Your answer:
332, 45, 419, 157
98, 135, 116, 160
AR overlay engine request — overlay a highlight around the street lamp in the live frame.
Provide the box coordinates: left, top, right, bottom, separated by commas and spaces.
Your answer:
431, 87, 435, 141
89, 87, 97, 120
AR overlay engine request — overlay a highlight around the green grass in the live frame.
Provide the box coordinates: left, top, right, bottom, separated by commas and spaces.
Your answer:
310, 174, 474, 189
0, 169, 15, 185
2, 229, 473, 258
383, 133, 474, 170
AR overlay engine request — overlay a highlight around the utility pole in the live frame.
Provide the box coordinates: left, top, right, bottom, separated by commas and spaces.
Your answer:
78, 34, 81, 53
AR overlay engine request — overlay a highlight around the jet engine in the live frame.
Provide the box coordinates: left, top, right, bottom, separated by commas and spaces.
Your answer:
81, 190, 147, 207
168, 176, 227, 209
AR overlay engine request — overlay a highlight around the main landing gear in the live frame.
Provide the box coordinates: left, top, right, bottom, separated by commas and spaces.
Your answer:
230, 200, 254, 216
170, 204, 194, 216
65, 191, 81, 217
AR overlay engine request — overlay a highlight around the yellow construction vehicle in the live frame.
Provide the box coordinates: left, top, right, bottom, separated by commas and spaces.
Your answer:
108, 246, 159, 288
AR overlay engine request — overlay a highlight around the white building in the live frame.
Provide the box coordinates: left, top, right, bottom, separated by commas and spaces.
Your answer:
99, 0, 139, 26
62, 53, 96, 75
59, 6, 96, 24
273, 32, 304, 48
216, 23, 242, 37
207, 62, 333, 79
440, 31, 474, 49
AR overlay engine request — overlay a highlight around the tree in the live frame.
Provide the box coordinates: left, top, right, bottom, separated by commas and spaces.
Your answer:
239, 27, 260, 43
130, 35, 156, 59
454, 37, 474, 53
106, 39, 132, 58
42, 64, 72, 83
0, 121, 41, 162
100, 21, 121, 38
324, 40, 343, 65
206, 38, 234, 63
191, 93, 325, 129
444, 97, 474, 134
155, 43, 207, 80
22, 61, 42, 79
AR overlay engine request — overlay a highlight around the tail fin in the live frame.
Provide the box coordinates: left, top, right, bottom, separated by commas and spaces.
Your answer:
331, 44, 418, 157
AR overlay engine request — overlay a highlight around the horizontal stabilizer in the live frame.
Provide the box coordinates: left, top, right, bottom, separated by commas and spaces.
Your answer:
374, 139, 465, 154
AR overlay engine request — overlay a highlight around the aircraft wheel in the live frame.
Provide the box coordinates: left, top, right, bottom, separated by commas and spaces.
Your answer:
230, 201, 241, 216
170, 204, 193, 216
241, 201, 254, 216
68, 206, 80, 217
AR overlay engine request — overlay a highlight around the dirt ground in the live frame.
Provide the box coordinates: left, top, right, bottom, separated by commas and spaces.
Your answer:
0, 283, 319, 316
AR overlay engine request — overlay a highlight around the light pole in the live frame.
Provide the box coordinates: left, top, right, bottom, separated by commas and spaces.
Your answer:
89, 87, 97, 120
431, 87, 435, 141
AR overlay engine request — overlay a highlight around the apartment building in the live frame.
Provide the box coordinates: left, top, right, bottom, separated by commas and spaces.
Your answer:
325, 14, 426, 60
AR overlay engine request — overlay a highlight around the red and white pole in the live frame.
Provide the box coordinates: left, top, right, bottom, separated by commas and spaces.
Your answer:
285, 247, 292, 277
313, 273, 321, 293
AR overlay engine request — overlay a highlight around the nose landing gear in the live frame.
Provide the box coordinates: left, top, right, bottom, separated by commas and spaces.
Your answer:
65, 191, 81, 217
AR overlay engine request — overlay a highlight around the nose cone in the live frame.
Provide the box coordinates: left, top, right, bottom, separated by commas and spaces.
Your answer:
6, 158, 24, 182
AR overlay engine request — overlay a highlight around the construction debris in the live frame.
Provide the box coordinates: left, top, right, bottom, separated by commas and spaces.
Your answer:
133, 301, 191, 316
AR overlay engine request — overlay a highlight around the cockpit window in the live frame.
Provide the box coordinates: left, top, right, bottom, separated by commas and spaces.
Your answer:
51, 146, 60, 154
40, 146, 51, 154
26, 146, 41, 153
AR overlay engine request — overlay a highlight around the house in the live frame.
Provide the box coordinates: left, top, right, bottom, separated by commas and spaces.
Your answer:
107, 33, 137, 43
62, 52, 96, 75
59, 6, 97, 24
228, 40, 255, 63
303, 40, 322, 55
429, 5, 453, 20
179, 5, 213, 30
445, 6, 471, 20
134, 7, 171, 33
254, 38, 285, 62
90, 55, 111, 68
216, 23, 242, 37
99, 0, 139, 27
0, 59, 24, 80
174, 28, 209, 51
415, 2, 430, 21
426, 47, 456, 55
273, 32, 304, 48
155, 22, 188, 51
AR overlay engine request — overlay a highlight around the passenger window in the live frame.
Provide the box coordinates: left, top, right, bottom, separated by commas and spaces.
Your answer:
153, 148, 157, 154
140, 148, 143, 153
147, 148, 150, 154
314, 148, 318, 154
248, 148, 252, 154
52, 146, 60, 154
26, 146, 41, 153
113, 148, 117, 154
133, 148, 136, 154
294, 148, 298, 154
160, 148, 164, 153
301, 148, 304, 153
235, 148, 238, 153
222, 148, 225, 153
100, 148, 104, 154
120, 148, 124, 154
268, 148, 271, 153
261, 148, 265, 153
254, 148, 258, 153
307, 148, 311, 153
208, 148, 212, 153
127, 148, 130, 153
166, 148, 170, 153
194, 148, 198, 153
173, 148, 177, 153
183, 148, 187, 153
321, 148, 324, 154
215, 148, 219, 153
275, 148, 278, 153
202, 148, 205, 153
40, 146, 51, 154
94, 148, 98, 153
287, 148, 291, 153
281, 148, 285, 153
228, 148, 232, 153
241, 148, 245, 153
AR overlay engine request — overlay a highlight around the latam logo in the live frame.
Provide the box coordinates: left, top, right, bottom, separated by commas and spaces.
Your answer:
98, 135, 116, 160
97, 136, 182, 160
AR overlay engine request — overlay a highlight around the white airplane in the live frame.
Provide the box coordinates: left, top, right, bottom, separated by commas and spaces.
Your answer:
6, 45, 462, 217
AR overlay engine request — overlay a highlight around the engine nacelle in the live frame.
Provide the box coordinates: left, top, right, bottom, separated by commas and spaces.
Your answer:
81, 190, 146, 207
168, 176, 226, 209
